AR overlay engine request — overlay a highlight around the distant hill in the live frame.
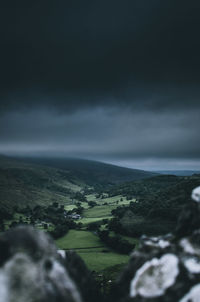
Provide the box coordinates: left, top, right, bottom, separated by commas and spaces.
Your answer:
0, 155, 85, 213
14, 157, 158, 186
156, 170, 200, 176
0, 155, 157, 214
107, 174, 200, 199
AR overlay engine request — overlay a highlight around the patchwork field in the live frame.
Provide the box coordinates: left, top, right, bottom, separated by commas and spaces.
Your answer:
56, 230, 129, 271
54, 194, 137, 271
3, 190, 136, 273
82, 194, 134, 220
86, 194, 134, 205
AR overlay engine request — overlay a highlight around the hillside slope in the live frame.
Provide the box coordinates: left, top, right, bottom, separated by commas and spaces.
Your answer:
0, 155, 84, 213
18, 157, 158, 186
0, 155, 157, 214
107, 174, 200, 236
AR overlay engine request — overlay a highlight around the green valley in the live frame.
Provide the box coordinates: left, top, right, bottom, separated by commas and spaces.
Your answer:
1, 155, 200, 280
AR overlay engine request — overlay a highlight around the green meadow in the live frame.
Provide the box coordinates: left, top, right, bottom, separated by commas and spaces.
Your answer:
56, 230, 129, 271
56, 230, 103, 249
77, 249, 129, 271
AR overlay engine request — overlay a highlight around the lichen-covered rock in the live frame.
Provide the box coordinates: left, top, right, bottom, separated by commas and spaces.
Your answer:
112, 186, 200, 302
140, 234, 172, 252
175, 186, 200, 238
191, 186, 200, 203
0, 226, 82, 302
179, 284, 200, 302
183, 257, 200, 274
130, 254, 179, 298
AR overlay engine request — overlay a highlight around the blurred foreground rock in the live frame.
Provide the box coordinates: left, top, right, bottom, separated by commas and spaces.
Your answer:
111, 186, 200, 302
0, 226, 99, 302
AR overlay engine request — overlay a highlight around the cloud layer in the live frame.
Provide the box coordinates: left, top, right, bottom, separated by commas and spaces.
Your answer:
0, 0, 200, 169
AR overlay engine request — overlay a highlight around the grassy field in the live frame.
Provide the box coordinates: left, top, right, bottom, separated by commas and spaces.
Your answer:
86, 194, 135, 205
83, 205, 116, 218
82, 194, 134, 221
77, 249, 129, 271
56, 230, 129, 271
56, 230, 103, 249
64, 202, 89, 211
62, 194, 135, 228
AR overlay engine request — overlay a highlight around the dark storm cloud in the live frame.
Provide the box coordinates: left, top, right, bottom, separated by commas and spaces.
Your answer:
0, 0, 200, 111
0, 1, 200, 169
0, 107, 199, 166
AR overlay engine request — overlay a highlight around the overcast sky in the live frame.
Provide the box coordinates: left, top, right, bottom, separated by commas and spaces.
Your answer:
0, 0, 200, 170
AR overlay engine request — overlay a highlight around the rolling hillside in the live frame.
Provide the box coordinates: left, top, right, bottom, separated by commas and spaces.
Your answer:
0, 155, 156, 213
107, 173, 200, 200
15, 157, 158, 186
0, 155, 84, 212
106, 173, 200, 236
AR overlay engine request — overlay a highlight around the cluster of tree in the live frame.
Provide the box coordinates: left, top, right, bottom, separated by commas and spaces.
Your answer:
87, 201, 97, 208
105, 175, 182, 197
86, 219, 109, 232
0, 204, 14, 225
98, 230, 135, 254
49, 221, 71, 239
20, 203, 66, 225
108, 217, 124, 234
72, 192, 87, 202
105, 174, 200, 237
81, 187, 94, 195
6, 202, 78, 239
68, 203, 84, 215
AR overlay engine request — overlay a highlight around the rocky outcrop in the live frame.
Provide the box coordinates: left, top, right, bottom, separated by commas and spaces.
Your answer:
0, 226, 82, 302
112, 186, 200, 302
